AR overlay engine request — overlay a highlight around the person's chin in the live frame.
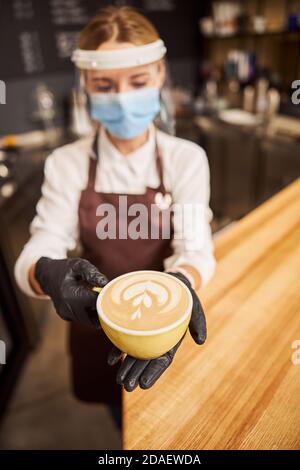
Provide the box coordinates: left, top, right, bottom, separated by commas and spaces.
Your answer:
107, 129, 143, 141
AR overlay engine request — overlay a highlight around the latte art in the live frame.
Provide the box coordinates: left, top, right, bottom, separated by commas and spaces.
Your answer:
100, 271, 190, 331
115, 279, 179, 321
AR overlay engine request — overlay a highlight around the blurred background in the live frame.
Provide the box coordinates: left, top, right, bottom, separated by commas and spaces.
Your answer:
0, 0, 300, 450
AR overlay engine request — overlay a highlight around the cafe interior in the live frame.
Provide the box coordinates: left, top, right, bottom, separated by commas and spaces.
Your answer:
0, 0, 299, 451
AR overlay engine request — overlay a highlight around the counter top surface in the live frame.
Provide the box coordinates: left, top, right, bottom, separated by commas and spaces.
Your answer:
123, 179, 300, 450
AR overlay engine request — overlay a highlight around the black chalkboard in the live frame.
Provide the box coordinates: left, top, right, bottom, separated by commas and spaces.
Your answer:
0, 0, 202, 135
0, 0, 201, 81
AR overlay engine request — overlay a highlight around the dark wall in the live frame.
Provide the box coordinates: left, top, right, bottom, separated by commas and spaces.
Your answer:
0, 0, 203, 135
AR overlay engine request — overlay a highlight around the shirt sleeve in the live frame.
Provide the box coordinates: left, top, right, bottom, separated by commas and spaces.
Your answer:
163, 143, 216, 286
14, 149, 82, 298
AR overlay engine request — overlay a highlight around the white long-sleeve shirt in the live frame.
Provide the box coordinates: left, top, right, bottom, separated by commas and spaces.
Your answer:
15, 123, 216, 297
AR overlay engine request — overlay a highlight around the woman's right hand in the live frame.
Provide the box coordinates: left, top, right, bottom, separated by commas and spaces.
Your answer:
34, 257, 108, 328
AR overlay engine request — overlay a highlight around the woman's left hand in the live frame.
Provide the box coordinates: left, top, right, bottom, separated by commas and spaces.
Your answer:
107, 271, 206, 391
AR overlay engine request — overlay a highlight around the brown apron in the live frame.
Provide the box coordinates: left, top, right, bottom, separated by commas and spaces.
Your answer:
69, 129, 173, 405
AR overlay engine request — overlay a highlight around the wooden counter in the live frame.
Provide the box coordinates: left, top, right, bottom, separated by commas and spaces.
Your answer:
123, 178, 300, 450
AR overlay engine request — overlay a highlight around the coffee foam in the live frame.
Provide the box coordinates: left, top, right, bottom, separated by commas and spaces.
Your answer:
99, 271, 191, 332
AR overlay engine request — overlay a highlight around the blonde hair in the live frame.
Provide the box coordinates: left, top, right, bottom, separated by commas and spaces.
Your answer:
79, 6, 160, 50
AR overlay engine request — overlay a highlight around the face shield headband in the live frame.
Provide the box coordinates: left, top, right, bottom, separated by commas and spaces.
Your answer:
71, 39, 167, 70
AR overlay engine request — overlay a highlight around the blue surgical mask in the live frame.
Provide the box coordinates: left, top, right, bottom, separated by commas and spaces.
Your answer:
89, 87, 161, 139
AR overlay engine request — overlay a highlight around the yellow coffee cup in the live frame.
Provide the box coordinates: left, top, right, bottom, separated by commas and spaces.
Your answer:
96, 270, 193, 360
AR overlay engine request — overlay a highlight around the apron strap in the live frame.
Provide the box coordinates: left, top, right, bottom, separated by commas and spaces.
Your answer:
86, 131, 99, 190
154, 131, 166, 194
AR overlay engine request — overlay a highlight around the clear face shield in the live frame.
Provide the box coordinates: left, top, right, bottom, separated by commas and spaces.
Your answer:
70, 39, 176, 137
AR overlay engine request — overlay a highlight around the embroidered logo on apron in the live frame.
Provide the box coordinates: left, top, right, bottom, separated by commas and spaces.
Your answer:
154, 191, 172, 210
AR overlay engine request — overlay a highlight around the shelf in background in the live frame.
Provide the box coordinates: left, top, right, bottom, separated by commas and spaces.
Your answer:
202, 30, 300, 41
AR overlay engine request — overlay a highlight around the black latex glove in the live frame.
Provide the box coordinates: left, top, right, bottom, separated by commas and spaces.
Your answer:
168, 271, 207, 345
35, 257, 108, 328
107, 335, 185, 392
107, 271, 206, 391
